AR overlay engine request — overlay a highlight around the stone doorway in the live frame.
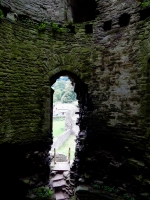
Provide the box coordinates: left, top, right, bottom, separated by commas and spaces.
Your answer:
50, 75, 78, 164
49, 70, 89, 199
50, 70, 88, 160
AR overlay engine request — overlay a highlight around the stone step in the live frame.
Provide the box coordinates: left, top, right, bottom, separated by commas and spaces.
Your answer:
52, 179, 67, 188
55, 190, 69, 200
52, 162, 70, 171
55, 191, 66, 200
51, 174, 64, 182
63, 171, 69, 178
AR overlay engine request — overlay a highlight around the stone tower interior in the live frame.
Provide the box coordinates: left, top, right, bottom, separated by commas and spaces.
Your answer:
0, 0, 150, 199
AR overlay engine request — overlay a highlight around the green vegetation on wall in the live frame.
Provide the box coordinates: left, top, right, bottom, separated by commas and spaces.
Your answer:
51, 22, 67, 33
0, 9, 4, 19
90, 184, 135, 200
26, 186, 54, 199
141, 0, 150, 8
0, 17, 95, 144
17, 16, 70, 34
37, 22, 47, 31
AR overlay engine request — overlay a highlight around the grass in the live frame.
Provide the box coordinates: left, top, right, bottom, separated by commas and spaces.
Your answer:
52, 117, 76, 161
57, 134, 76, 161
26, 186, 54, 199
53, 118, 65, 137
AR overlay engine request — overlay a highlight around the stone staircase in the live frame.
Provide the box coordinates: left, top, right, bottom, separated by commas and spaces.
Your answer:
50, 154, 75, 200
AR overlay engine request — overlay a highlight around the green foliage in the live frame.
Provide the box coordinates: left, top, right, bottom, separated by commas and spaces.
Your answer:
52, 79, 76, 103
38, 22, 47, 31
51, 22, 64, 33
18, 16, 32, 24
53, 89, 62, 103
71, 196, 75, 200
52, 79, 66, 91
61, 91, 75, 103
123, 193, 134, 200
17, 16, 47, 31
27, 186, 54, 199
68, 20, 74, 25
51, 22, 69, 34
141, 0, 150, 8
0, 9, 4, 19
15, 15, 69, 34
61, 82, 76, 103
91, 183, 135, 200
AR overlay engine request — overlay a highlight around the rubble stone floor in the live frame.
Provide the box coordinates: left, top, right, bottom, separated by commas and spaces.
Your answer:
50, 154, 75, 200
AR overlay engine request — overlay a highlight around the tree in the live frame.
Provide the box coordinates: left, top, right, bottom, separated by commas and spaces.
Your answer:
61, 82, 76, 103
52, 80, 66, 91
61, 91, 74, 103
53, 89, 61, 102
52, 77, 76, 103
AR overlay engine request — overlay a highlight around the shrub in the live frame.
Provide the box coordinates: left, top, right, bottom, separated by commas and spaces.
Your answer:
26, 186, 54, 199
141, 0, 150, 9
38, 22, 47, 31
51, 22, 62, 33
51, 22, 69, 34
0, 9, 4, 19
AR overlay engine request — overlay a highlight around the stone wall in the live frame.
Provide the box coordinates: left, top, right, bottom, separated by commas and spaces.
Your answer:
51, 129, 71, 150
0, 0, 150, 199
1, 0, 72, 22
65, 105, 79, 135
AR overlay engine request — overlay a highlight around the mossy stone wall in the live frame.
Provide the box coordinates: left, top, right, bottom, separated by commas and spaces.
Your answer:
0, 19, 96, 144
0, 0, 150, 199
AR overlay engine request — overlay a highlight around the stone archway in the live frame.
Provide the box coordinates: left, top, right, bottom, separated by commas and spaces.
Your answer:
50, 70, 89, 154
49, 70, 94, 168
49, 70, 93, 198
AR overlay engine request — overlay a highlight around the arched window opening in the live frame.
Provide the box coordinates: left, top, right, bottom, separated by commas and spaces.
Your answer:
49, 71, 92, 199
49, 71, 91, 192
70, 0, 97, 23
50, 71, 88, 167
51, 76, 78, 164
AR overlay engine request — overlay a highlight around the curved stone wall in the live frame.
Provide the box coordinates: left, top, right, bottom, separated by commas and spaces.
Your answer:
0, 0, 150, 199
1, 0, 72, 22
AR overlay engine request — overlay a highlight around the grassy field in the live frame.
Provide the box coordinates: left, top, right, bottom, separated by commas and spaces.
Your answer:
57, 134, 76, 161
53, 117, 76, 161
53, 118, 65, 137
